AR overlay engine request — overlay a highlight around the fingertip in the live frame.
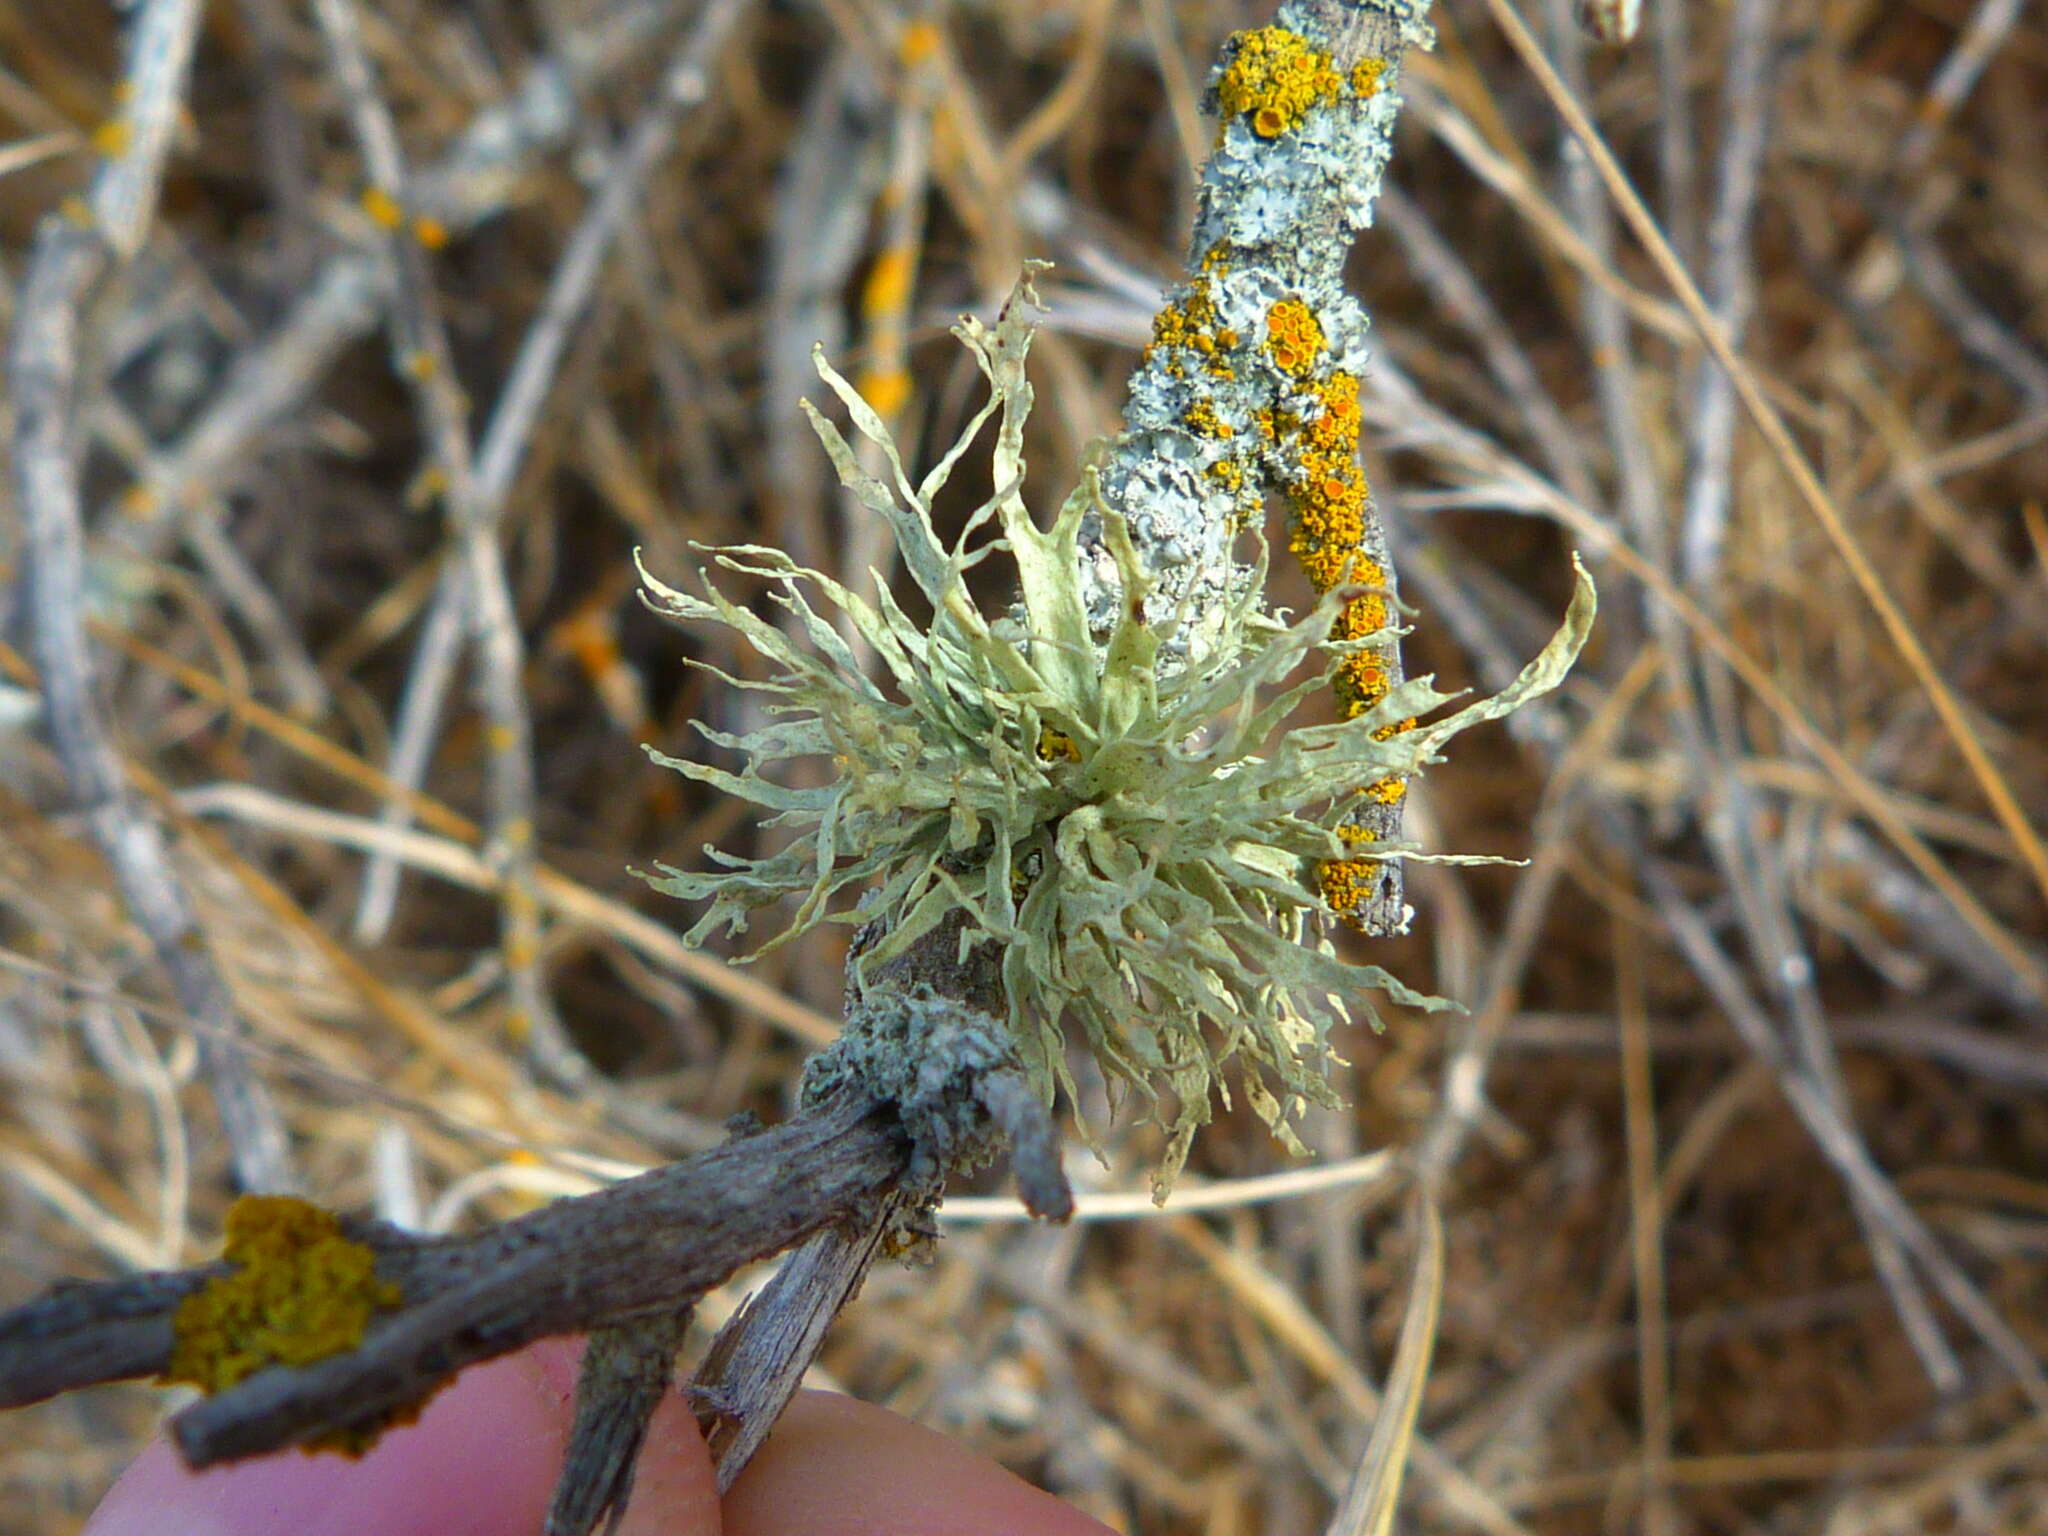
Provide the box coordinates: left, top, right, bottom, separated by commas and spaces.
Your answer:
610, 1360, 722, 1536
722, 1390, 1116, 1536
85, 1346, 564, 1536
84, 1339, 719, 1536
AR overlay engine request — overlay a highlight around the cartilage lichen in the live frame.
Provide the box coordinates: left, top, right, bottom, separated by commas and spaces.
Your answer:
641, 271, 1593, 1195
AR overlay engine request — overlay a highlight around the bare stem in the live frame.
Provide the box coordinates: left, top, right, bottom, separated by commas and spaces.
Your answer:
9, 0, 295, 1194
0, 1092, 909, 1450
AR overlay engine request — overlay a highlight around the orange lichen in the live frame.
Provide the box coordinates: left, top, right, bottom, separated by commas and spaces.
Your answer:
360, 185, 404, 230
165, 1196, 409, 1454
92, 118, 132, 157
899, 19, 942, 65
1349, 58, 1388, 99
1255, 344, 1413, 904
1036, 725, 1082, 764
1182, 398, 1234, 438
1147, 254, 1246, 394
1329, 573, 1392, 720
857, 367, 912, 418
412, 214, 450, 250
1263, 298, 1325, 377
1149, 284, 1220, 355
1216, 26, 1342, 140
1316, 856, 1388, 928
861, 248, 915, 320
1281, 370, 1373, 598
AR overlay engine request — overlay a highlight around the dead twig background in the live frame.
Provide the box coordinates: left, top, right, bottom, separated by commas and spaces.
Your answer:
1, 0, 2045, 1531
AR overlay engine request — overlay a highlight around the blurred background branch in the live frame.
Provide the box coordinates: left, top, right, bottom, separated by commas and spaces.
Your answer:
2, 0, 2045, 1530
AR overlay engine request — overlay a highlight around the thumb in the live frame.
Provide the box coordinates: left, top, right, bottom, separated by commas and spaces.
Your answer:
83, 1338, 719, 1536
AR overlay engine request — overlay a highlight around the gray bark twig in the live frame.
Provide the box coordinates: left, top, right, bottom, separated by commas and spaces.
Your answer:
691, 1187, 922, 1493
0, 1092, 908, 1442
306, 0, 568, 1097
9, 0, 295, 1196
550, 1309, 697, 1536
0, 923, 1067, 1531
350, 0, 751, 957
0, 1, 1453, 1527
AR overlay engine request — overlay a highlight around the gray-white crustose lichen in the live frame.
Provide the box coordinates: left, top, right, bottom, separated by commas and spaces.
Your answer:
639, 271, 1593, 1196
1082, 0, 1435, 667
1083, 2, 1444, 936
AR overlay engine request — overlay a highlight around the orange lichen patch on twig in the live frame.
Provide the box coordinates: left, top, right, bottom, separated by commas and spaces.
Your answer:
359, 185, 404, 231
1263, 297, 1326, 377
1149, 277, 1220, 366
165, 1196, 413, 1455
91, 118, 133, 157
1144, 251, 1249, 391
1216, 26, 1343, 141
1182, 397, 1235, 439
861, 247, 916, 321
1258, 305, 1410, 928
1314, 855, 1378, 918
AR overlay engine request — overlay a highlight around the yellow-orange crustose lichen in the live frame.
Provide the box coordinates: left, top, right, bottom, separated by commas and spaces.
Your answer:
1263, 298, 1326, 377
1147, 270, 1219, 375
1314, 854, 1377, 918
1349, 58, 1388, 100
1256, 302, 1411, 926
1141, 249, 1266, 524
1216, 26, 1344, 140
1182, 397, 1235, 439
360, 185, 404, 231
92, 118, 132, 157
165, 1196, 409, 1455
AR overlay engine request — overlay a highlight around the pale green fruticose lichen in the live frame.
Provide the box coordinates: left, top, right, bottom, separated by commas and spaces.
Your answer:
639, 270, 1593, 1196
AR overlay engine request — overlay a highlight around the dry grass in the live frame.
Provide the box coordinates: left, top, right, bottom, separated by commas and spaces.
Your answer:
2, 0, 2045, 1530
